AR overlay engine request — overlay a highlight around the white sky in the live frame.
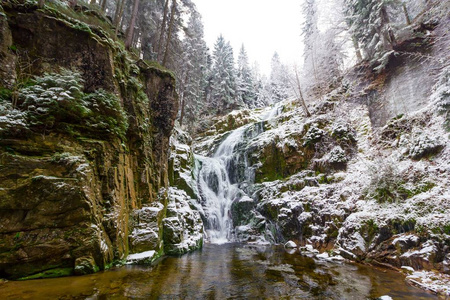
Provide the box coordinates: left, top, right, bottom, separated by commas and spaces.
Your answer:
193, 0, 305, 76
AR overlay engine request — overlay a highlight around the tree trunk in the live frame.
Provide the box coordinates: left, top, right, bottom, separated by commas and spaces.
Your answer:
114, 0, 123, 26
69, 0, 78, 8
380, 5, 396, 49
162, 0, 176, 67
38, 0, 45, 8
114, 0, 126, 36
294, 67, 311, 117
157, 0, 170, 62
90, 0, 96, 5
101, 0, 107, 12
179, 68, 190, 126
352, 35, 363, 62
402, 3, 411, 25
125, 0, 140, 50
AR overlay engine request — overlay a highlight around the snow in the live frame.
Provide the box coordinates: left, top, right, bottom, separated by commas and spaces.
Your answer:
316, 252, 345, 262
284, 241, 297, 248
406, 270, 450, 296
176, 44, 450, 296
401, 266, 415, 273
401, 241, 437, 261
126, 250, 156, 264
392, 234, 419, 246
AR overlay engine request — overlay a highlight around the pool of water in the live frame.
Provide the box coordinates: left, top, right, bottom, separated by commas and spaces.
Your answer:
0, 243, 437, 299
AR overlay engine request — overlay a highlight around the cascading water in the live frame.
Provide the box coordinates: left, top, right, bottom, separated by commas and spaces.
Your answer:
196, 126, 248, 243
196, 102, 284, 244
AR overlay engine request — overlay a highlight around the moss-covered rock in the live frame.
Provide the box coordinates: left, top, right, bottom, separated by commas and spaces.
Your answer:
0, 0, 178, 280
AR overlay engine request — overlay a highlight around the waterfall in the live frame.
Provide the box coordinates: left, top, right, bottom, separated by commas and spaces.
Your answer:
196, 125, 248, 244
196, 102, 284, 244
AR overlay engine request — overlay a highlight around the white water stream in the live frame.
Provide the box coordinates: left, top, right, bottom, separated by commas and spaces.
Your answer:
196, 102, 284, 244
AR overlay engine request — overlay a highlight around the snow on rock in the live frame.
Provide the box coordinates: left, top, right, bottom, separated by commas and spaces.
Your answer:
162, 187, 204, 255
179, 47, 450, 296
129, 203, 165, 253
377, 296, 393, 300
284, 241, 297, 248
406, 270, 450, 297
126, 250, 157, 265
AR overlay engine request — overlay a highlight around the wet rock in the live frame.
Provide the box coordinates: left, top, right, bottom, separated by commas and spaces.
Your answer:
129, 203, 165, 253
162, 188, 203, 255
392, 234, 420, 252
0, 2, 178, 279
231, 195, 255, 226
74, 256, 99, 275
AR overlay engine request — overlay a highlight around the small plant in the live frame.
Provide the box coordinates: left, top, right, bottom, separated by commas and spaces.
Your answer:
331, 122, 356, 142
327, 146, 347, 163
83, 89, 129, 139
365, 158, 405, 203
19, 69, 89, 127
407, 134, 444, 160
302, 123, 324, 147
12, 69, 128, 140
360, 219, 379, 240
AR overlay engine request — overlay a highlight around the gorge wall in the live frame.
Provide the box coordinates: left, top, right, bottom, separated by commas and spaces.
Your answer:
0, 1, 202, 280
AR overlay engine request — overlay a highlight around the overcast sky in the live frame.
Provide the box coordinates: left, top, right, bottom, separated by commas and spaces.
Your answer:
193, 0, 304, 75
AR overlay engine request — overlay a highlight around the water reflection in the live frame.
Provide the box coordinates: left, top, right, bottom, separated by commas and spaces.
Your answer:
0, 243, 437, 299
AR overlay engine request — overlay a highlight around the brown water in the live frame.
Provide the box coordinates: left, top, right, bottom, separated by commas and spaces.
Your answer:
0, 243, 437, 299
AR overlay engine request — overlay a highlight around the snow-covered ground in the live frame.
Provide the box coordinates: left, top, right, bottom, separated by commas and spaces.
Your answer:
180, 62, 450, 297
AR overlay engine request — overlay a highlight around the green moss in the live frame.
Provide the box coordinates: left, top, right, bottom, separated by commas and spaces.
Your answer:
360, 219, 379, 241
140, 60, 176, 81
443, 224, 450, 235
18, 268, 73, 280
391, 218, 416, 234
0, 87, 12, 100
255, 144, 287, 183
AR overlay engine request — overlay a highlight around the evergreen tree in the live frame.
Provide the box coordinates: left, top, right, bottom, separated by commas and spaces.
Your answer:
178, 11, 210, 126
301, 0, 344, 93
268, 52, 291, 103
344, 0, 398, 71
209, 35, 238, 114
236, 45, 257, 108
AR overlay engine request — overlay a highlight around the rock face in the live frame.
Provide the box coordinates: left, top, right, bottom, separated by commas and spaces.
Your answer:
162, 188, 203, 255
187, 2, 450, 276
0, 1, 182, 279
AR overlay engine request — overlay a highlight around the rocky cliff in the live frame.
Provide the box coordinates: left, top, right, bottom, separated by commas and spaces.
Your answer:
0, 0, 202, 280
188, 1, 450, 290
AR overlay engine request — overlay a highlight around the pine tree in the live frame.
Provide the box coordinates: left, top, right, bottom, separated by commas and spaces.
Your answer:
178, 12, 210, 126
236, 45, 257, 108
268, 52, 291, 103
301, 0, 344, 93
209, 35, 238, 114
344, 0, 398, 71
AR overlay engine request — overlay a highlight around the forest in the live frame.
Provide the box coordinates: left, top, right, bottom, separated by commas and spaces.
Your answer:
0, 0, 449, 298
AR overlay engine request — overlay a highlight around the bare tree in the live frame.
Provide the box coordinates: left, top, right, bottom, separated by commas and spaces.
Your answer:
114, 0, 126, 36
162, 0, 176, 66
293, 66, 311, 117
352, 36, 363, 62
125, 0, 140, 49
157, 0, 170, 62
100, 0, 108, 12
402, 3, 411, 25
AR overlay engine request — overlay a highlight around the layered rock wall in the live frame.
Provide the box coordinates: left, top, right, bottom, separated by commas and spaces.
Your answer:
0, 1, 180, 279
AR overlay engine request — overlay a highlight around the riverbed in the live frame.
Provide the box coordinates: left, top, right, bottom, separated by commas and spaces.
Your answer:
0, 243, 437, 299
